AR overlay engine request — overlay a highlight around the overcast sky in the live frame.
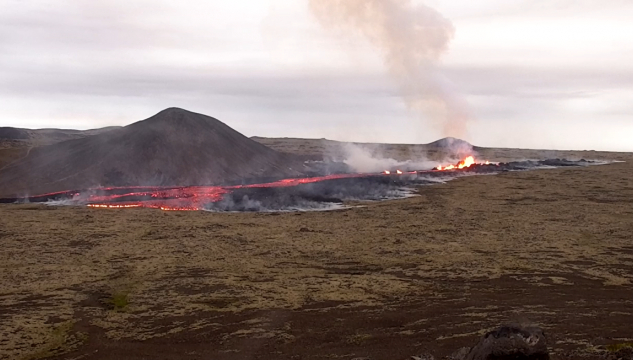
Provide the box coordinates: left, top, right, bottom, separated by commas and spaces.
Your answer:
2, 0, 632, 151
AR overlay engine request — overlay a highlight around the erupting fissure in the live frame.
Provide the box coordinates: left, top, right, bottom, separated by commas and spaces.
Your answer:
382, 156, 491, 175
78, 173, 370, 211
435, 156, 491, 171
8, 157, 596, 212
80, 158, 491, 211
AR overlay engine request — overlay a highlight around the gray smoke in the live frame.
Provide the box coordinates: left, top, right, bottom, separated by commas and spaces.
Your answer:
340, 142, 437, 172
309, 0, 469, 137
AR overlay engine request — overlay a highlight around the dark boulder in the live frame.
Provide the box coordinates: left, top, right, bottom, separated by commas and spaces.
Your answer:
411, 354, 435, 360
447, 347, 471, 360
464, 324, 549, 360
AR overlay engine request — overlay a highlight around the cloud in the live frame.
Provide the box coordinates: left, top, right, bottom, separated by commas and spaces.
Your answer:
0, 0, 632, 151
444, 66, 633, 98
439, 0, 633, 19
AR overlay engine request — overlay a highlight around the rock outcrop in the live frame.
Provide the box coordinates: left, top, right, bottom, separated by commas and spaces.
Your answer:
464, 325, 549, 360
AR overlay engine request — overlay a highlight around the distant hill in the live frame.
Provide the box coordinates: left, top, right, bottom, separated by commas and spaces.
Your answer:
0, 127, 30, 140
0, 108, 303, 197
252, 136, 476, 162
0, 126, 120, 146
426, 137, 473, 150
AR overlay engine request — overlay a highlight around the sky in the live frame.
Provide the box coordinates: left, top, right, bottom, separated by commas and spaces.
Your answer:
1, 0, 632, 151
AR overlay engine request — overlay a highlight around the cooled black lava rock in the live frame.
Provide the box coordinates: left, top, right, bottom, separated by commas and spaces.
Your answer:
448, 347, 471, 360
411, 354, 435, 360
539, 159, 588, 167
463, 325, 549, 360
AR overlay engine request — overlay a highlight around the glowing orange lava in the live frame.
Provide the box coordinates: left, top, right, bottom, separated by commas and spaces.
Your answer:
80, 173, 371, 211
383, 170, 405, 175
436, 156, 488, 171
25, 157, 502, 212
34, 162, 500, 212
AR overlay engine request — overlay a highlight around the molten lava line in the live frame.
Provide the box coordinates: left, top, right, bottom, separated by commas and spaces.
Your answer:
31, 159, 491, 211
2, 158, 596, 212
73, 173, 376, 211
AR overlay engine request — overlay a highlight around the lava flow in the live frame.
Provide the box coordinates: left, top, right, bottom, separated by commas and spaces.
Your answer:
20, 159, 493, 211
79, 173, 371, 211
78, 158, 490, 210
383, 169, 406, 175
3, 157, 594, 212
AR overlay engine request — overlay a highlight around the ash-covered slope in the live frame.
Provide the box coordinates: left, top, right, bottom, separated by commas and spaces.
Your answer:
0, 108, 303, 196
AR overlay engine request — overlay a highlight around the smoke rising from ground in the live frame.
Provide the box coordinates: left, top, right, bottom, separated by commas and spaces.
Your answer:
334, 137, 477, 174
434, 137, 476, 161
309, 0, 469, 138
341, 143, 436, 172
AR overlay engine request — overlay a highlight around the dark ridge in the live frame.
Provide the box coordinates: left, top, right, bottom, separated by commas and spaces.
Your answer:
0, 108, 304, 197
0, 127, 30, 140
427, 137, 473, 149
0, 126, 120, 145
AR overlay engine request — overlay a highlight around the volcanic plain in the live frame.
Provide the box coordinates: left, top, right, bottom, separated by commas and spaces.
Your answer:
1, 121, 632, 359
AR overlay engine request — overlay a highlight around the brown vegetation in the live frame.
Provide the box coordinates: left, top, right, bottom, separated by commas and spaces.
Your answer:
0, 150, 632, 359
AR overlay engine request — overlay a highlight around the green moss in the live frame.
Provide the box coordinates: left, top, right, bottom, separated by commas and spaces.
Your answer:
606, 342, 633, 352
108, 291, 130, 311
346, 332, 373, 345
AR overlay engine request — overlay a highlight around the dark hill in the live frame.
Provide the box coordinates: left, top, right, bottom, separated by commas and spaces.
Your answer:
0, 127, 30, 140
427, 137, 473, 150
0, 108, 303, 196
0, 126, 120, 145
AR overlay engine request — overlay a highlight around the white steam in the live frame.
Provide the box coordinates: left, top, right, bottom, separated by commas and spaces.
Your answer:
309, 0, 469, 137
341, 143, 435, 173
433, 137, 476, 160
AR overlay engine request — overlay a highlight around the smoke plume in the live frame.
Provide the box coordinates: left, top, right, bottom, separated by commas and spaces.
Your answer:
309, 0, 468, 137
341, 143, 436, 172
